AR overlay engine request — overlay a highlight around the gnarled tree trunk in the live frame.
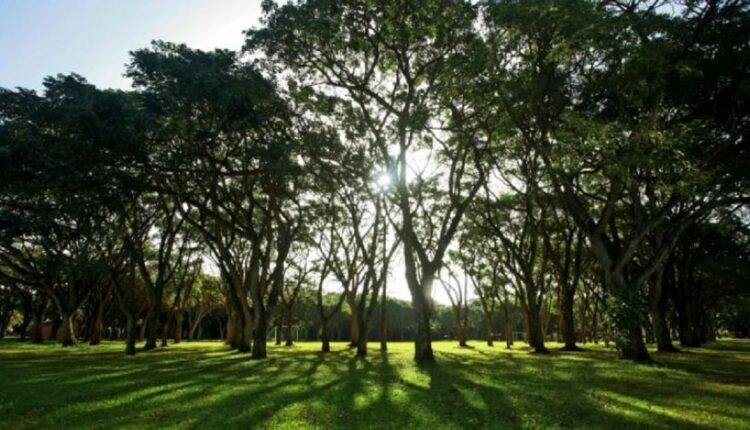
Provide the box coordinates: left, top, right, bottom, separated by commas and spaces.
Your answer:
60, 311, 77, 346
525, 302, 547, 353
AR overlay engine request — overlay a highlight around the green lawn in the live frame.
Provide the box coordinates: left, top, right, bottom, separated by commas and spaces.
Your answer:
0, 339, 748, 430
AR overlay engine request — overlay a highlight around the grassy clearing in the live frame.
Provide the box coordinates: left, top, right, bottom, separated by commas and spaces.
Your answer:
0, 339, 748, 430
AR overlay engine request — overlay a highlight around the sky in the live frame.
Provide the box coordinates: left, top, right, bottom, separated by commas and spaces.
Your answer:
0, 0, 464, 305
0, 0, 262, 91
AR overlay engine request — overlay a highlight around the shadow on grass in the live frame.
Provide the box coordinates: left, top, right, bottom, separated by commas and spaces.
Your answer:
0, 339, 748, 429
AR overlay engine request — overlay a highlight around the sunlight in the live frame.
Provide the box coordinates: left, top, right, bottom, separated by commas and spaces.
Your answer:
372, 169, 393, 192
376, 171, 391, 188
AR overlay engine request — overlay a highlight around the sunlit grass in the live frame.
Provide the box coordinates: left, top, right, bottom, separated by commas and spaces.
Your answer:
0, 339, 748, 429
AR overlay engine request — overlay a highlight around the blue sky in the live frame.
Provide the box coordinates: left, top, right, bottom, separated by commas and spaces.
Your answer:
0, 0, 262, 91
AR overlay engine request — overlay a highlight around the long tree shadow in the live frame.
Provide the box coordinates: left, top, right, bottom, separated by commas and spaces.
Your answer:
1, 340, 749, 429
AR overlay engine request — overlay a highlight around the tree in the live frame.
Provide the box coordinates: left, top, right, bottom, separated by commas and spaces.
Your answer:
454, 234, 500, 347
0, 75, 144, 346
670, 212, 750, 346
165, 252, 202, 344
128, 41, 331, 358
0, 284, 16, 337
279, 244, 314, 346
249, 0, 492, 362
437, 262, 470, 347
6, 282, 46, 341
542, 211, 585, 351
124, 195, 192, 350
186, 274, 223, 341
311, 208, 347, 352
471, 191, 551, 353
84, 283, 114, 346
483, 0, 750, 361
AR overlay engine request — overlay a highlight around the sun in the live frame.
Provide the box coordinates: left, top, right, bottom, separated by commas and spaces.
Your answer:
376, 171, 391, 188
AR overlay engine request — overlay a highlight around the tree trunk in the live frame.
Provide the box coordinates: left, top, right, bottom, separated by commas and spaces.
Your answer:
231, 297, 252, 353
32, 319, 44, 343
190, 313, 207, 342
0, 317, 10, 338
50, 317, 62, 341
592, 298, 602, 343
457, 324, 468, 347
89, 301, 105, 346
275, 314, 282, 346
526, 303, 548, 353
285, 310, 294, 347
676, 301, 700, 347
125, 313, 137, 356
501, 298, 514, 349
348, 301, 360, 348
579, 296, 589, 344
356, 330, 368, 357
619, 319, 650, 361
504, 321, 513, 349
541, 298, 551, 340
251, 310, 268, 359
413, 298, 434, 362
160, 318, 169, 347
224, 311, 236, 345
321, 322, 331, 352
380, 276, 388, 352
650, 295, 677, 352
610, 276, 651, 362
452, 307, 468, 347
644, 309, 655, 345
224, 305, 235, 345
485, 314, 494, 347
31, 307, 45, 343
674, 280, 702, 348
521, 309, 530, 344
704, 317, 716, 342
559, 286, 579, 351
174, 312, 183, 344
60, 311, 77, 346
356, 314, 368, 357
144, 303, 159, 350
18, 311, 31, 341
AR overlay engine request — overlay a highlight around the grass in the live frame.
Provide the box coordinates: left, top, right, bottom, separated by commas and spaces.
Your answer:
0, 339, 749, 430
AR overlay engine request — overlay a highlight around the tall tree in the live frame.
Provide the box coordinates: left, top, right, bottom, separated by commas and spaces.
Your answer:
249, 0, 491, 362
127, 42, 330, 358
483, 0, 750, 360
0, 75, 145, 346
